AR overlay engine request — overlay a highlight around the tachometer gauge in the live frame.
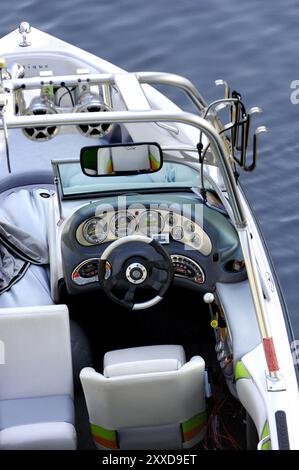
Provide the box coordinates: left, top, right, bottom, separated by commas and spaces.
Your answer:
139, 211, 164, 236
111, 212, 136, 237
83, 218, 108, 244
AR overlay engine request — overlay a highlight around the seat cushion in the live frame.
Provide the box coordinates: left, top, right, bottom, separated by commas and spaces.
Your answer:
0, 395, 74, 431
103, 345, 186, 378
0, 422, 76, 450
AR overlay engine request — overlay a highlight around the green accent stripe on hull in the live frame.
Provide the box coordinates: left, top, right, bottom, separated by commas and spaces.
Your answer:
235, 361, 251, 381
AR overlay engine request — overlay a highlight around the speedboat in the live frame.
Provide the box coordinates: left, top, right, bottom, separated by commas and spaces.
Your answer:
0, 22, 297, 451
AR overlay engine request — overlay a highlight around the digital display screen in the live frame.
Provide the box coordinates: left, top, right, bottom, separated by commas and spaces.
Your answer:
79, 261, 98, 278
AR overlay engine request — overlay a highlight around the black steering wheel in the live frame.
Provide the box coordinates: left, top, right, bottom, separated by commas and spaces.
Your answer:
98, 235, 174, 310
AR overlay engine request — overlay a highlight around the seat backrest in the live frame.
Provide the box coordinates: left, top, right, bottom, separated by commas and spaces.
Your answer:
80, 356, 205, 431
0, 305, 73, 401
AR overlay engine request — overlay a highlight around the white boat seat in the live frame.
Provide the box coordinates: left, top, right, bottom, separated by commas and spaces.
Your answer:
80, 345, 206, 450
103, 344, 186, 377
0, 305, 76, 450
0, 422, 76, 450
0, 395, 74, 430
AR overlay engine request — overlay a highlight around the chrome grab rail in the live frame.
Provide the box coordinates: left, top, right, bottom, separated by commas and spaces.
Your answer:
9, 71, 207, 112
0, 72, 281, 380
7, 71, 261, 170
0, 109, 245, 225
10, 72, 115, 90
136, 71, 207, 111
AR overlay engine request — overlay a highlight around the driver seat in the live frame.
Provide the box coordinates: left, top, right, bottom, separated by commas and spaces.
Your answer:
80, 345, 206, 450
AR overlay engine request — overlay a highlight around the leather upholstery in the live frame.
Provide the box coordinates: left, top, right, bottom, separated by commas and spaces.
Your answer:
81, 345, 206, 450
0, 305, 76, 449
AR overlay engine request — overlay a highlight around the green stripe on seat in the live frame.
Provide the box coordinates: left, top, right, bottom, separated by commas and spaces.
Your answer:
90, 423, 117, 441
235, 361, 251, 381
182, 411, 207, 433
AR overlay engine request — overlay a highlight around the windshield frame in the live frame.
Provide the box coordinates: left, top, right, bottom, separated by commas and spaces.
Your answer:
52, 156, 206, 201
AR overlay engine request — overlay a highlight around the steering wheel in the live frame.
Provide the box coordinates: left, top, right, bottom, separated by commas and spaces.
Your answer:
98, 235, 174, 310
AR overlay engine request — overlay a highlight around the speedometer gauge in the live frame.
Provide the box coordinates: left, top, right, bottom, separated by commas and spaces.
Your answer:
83, 218, 108, 244
139, 211, 164, 236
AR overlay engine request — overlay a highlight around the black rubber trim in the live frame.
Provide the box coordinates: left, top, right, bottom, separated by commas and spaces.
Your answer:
275, 410, 290, 450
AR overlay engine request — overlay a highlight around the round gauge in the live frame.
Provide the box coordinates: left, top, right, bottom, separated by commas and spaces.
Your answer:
165, 212, 178, 227
171, 226, 184, 241
83, 218, 108, 244
111, 212, 136, 237
139, 211, 164, 236
184, 220, 196, 234
191, 234, 202, 249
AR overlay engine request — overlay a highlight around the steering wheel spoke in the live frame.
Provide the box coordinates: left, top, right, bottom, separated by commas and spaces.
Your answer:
123, 285, 136, 303
150, 260, 169, 271
151, 280, 163, 292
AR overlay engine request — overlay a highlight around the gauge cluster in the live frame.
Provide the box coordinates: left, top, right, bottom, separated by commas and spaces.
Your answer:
76, 209, 212, 256
62, 197, 247, 297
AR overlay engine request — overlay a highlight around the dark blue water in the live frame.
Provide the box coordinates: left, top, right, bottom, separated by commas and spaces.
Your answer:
1, 0, 299, 334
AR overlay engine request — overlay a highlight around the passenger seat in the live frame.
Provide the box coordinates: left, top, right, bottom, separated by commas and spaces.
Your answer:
80, 345, 206, 450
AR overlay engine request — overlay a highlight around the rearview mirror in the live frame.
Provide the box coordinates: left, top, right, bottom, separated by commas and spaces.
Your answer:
80, 142, 163, 177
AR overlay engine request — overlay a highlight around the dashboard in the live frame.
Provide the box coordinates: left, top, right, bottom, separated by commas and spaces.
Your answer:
76, 208, 212, 254
61, 192, 247, 296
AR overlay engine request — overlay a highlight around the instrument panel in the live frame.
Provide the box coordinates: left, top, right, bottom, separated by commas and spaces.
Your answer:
76, 208, 212, 256
61, 195, 247, 297
71, 255, 205, 287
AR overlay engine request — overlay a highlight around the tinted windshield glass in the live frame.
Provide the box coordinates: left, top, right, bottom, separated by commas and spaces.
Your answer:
58, 161, 201, 196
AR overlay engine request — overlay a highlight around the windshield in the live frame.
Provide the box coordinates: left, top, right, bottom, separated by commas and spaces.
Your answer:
58, 161, 202, 197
